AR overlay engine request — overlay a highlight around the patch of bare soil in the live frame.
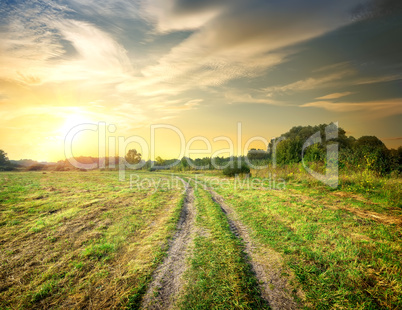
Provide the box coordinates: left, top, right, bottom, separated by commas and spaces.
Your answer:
333, 205, 402, 226
0, 198, 120, 308
199, 182, 302, 310
141, 179, 196, 310
287, 189, 402, 226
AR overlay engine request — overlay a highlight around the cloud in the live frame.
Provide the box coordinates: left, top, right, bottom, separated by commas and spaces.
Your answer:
134, 0, 365, 96
265, 69, 355, 94
54, 20, 133, 80
316, 92, 354, 100
224, 91, 284, 106
2, 0, 400, 125
68, 0, 140, 19
0, 91, 7, 101
161, 99, 203, 111
0, 0, 369, 101
351, 0, 402, 21
354, 74, 402, 85
0, 4, 134, 89
140, 0, 225, 32
301, 98, 402, 117
0, 2, 66, 84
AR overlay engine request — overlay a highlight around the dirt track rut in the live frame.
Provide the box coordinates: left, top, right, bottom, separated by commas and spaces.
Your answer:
195, 180, 300, 310
141, 177, 300, 310
141, 179, 196, 310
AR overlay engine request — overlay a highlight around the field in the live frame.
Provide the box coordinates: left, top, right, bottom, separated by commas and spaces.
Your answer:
0, 170, 401, 309
0, 171, 184, 309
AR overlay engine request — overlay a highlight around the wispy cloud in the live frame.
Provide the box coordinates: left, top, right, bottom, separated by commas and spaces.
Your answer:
53, 19, 133, 81
161, 99, 203, 111
354, 74, 402, 85
1, 0, 402, 160
351, 0, 402, 21
265, 69, 355, 94
0, 0, 368, 102
316, 92, 354, 100
135, 0, 364, 96
224, 91, 285, 106
301, 98, 402, 118
0, 1, 133, 86
140, 0, 224, 32
69, 0, 140, 19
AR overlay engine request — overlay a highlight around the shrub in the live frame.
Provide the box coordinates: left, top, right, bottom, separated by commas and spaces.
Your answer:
26, 164, 46, 171
222, 163, 250, 177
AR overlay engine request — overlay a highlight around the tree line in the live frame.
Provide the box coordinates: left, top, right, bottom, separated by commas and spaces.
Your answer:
1, 124, 401, 175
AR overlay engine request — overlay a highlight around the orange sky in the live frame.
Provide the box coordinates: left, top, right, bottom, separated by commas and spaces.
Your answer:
1, 0, 401, 161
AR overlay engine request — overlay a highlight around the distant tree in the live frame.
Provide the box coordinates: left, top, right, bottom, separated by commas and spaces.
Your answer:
27, 163, 46, 171
223, 162, 250, 177
398, 146, 402, 172
181, 157, 189, 168
155, 156, 165, 166
0, 150, 10, 166
389, 147, 402, 173
247, 149, 270, 160
303, 143, 326, 163
355, 136, 386, 150
354, 136, 391, 174
276, 137, 304, 165
192, 157, 211, 169
125, 149, 141, 164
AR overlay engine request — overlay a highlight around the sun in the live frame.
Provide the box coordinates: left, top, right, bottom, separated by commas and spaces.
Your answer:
59, 113, 94, 138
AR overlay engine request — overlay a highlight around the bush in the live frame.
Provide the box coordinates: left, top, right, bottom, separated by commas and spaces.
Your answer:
222, 162, 250, 177
26, 164, 46, 171
0, 165, 15, 171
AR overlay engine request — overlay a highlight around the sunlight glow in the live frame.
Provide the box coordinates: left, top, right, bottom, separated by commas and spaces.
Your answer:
59, 113, 93, 138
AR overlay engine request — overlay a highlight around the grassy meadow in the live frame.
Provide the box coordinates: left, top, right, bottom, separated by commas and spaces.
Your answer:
0, 169, 401, 309
194, 167, 402, 309
0, 171, 185, 309
176, 178, 268, 309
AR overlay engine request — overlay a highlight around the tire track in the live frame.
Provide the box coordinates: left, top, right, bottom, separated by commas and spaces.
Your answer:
141, 178, 196, 310
193, 180, 300, 310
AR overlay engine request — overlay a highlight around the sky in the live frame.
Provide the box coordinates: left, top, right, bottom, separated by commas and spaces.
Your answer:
0, 0, 401, 161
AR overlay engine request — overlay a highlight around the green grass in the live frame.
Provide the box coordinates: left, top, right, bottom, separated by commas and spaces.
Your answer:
195, 172, 402, 309
252, 164, 402, 210
0, 171, 185, 309
1, 169, 400, 309
177, 179, 268, 309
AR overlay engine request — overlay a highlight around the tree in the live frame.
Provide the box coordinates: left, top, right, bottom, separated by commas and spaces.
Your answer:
276, 137, 304, 165
303, 143, 325, 163
0, 150, 14, 171
155, 156, 165, 166
247, 149, 270, 160
0, 150, 9, 166
181, 157, 189, 168
398, 146, 402, 173
222, 162, 250, 177
389, 147, 402, 173
125, 149, 141, 164
354, 136, 391, 174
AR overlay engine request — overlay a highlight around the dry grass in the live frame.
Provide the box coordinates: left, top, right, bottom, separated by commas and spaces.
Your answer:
0, 171, 185, 309
192, 170, 402, 309
1, 169, 401, 309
